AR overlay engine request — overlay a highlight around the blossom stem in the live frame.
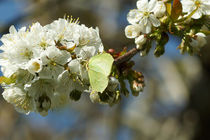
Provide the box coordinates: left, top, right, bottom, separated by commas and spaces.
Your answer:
200, 30, 210, 35
175, 7, 198, 23
114, 48, 139, 66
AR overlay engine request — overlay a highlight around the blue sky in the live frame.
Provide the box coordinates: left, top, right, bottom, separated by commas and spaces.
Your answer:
0, 0, 24, 27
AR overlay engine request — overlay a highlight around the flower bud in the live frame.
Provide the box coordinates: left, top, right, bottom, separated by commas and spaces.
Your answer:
136, 44, 144, 50
27, 59, 43, 74
139, 49, 147, 57
125, 25, 141, 39
190, 33, 207, 48
159, 16, 168, 23
135, 35, 147, 49
89, 91, 100, 103
154, 45, 165, 57
107, 49, 115, 54
132, 81, 144, 96
36, 95, 51, 116
153, 1, 166, 18
99, 92, 110, 103
107, 77, 119, 92
70, 90, 82, 101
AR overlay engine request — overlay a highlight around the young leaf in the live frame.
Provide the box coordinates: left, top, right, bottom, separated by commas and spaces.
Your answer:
0, 76, 16, 84
171, 0, 183, 20
88, 53, 114, 93
166, 3, 172, 15
154, 32, 169, 57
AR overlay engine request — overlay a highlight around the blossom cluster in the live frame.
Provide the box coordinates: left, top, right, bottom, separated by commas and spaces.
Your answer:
0, 18, 120, 116
125, 0, 210, 56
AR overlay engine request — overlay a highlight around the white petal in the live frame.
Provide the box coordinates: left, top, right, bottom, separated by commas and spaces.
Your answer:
27, 58, 43, 74
137, 0, 149, 10
190, 39, 198, 47
68, 59, 81, 74
141, 17, 148, 26
181, 0, 194, 13
140, 19, 151, 34
149, 14, 160, 27
201, 0, 210, 5
148, 0, 157, 11
191, 10, 203, 19
9, 25, 17, 34
196, 33, 207, 47
78, 46, 96, 59
202, 4, 210, 15
127, 9, 142, 24
135, 35, 147, 46
145, 23, 152, 34
3, 87, 34, 114
125, 25, 141, 38
44, 46, 71, 65
190, 32, 207, 48
153, 1, 166, 17
196, 32, 206, 38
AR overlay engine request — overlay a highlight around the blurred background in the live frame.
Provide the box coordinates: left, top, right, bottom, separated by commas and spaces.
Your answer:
0, 0, 210, 140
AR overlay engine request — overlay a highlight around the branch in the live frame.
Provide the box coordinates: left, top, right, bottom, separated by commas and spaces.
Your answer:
114, 47, 139, 66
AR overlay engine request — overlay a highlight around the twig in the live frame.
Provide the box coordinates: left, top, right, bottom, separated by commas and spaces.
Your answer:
114, 47, 139, 66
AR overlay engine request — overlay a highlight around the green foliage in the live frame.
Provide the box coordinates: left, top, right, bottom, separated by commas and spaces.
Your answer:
0, 76, 16, 85
154, 32, 169, 57
171, 0, 183, 21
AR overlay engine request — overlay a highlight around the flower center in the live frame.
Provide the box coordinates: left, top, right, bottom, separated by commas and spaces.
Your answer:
32, 62, 41, 72
195, 0, 201, 8
20, 48, 33, 59
14, 93, 32, 112
143, 11, 150, 17
40, 41, 47, 48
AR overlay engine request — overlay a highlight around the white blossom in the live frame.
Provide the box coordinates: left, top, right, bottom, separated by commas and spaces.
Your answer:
68, 59, 89, 82
190, 32, 207, 48
135, 35, 147, 49
2, 86, 35, 114
153, 0, 166, 17
27, 58, 43, 74
75, 46, 97, 59
0, 17, 105, 116
127, 0, 161, 34
181, 0, 210, 19
38, 46, 71, 79
68, 59, 81, 74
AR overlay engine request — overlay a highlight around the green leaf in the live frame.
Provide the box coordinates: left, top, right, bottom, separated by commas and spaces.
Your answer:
0, 76, 16, 84
166, 3, 172, 15
154, 45, 165, 57
154, 32, 169, 57
171, 0, 183, 21
88, 53, 114, 93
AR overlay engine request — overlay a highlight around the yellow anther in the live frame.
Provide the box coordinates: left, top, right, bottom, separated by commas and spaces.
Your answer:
195, 0, 201, 7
